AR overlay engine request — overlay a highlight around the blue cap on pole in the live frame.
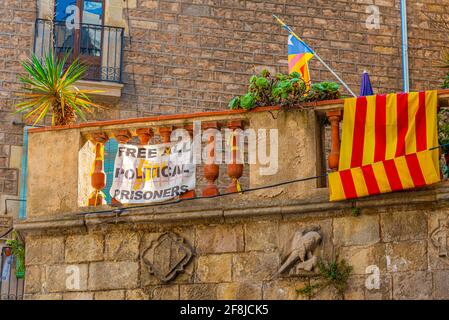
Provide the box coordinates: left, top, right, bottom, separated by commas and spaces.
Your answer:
360, 70, 374, 96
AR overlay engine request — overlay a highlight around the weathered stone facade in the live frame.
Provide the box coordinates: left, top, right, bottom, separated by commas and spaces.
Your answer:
17, 184, 449, 300
14, 93, 449, 300
3, 0, 449, 300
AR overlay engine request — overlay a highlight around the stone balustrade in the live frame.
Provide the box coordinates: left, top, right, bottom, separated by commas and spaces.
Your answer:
24, 89, 449, 218
16, 89, 449, 301
80, 119, 247, 205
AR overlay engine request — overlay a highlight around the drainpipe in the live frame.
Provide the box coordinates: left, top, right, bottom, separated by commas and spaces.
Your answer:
18, 126, 29, 220
400, 0, 410, 92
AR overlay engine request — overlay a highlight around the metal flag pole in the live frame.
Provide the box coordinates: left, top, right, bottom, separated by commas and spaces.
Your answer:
273, 15, 357, 97
400, 0, 410, 92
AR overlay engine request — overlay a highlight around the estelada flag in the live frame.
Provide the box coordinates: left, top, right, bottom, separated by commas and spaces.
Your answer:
328, 91, 440, 201
288, 34, 313, 86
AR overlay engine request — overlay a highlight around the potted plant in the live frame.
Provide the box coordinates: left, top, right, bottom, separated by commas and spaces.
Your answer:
228, 69, 340, 110
6, 233, 25, 279
303, 81, 341, 102
15, 52, 102, 126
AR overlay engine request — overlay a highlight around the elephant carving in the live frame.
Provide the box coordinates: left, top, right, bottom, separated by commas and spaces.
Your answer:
277, 226, 322, 276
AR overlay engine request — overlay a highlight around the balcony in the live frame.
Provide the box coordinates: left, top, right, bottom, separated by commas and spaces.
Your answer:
17, 89, 449, 223
14, 92, 449, 301
33, 19, 125, 97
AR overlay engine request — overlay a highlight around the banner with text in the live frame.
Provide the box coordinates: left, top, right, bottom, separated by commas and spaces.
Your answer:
110, 141, 195, 204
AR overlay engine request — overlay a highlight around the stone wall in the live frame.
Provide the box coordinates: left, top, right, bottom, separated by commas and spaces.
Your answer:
25, 108, 320, 217
3, 0, 449, 300
2, 0, 449, 215
18, 183, 449, 300
0, 0, 35, 217
116, 0, 449, 117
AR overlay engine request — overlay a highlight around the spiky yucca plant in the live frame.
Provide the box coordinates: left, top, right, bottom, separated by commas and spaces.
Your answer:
16, 52, 101, 126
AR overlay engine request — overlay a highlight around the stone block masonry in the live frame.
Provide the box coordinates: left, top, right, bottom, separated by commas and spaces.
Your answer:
118, 0, 449, 119
19, 186, 449, 300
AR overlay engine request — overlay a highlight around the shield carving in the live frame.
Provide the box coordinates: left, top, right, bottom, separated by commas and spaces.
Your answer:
142, 232, 193, 282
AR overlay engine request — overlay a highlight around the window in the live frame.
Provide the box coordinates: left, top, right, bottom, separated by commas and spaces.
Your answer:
34, 0, 124, 82
54, 0, 104, 72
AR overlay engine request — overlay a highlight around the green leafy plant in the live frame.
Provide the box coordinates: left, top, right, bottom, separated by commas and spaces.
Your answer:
351, 207, 361, 217
296, 258, 353, 300
6, 232, 25, 279
437, 108, 449, 178
228, 96, 241, 110
304, 81, 341, 102
296, 283, 321, 299
443, 73, 449, 89
15, 52, 102, 126
438, 108, 449, 154
271, 72, 308, 107
228, 69, 340, 110
240, 92, 256, 110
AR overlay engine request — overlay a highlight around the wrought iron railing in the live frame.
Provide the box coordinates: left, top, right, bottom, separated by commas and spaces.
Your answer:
0, 246, 24, 300
33, 19, 124, 83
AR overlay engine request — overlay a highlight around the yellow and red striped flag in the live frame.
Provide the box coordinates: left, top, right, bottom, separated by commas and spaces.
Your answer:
328, 90, 440, 201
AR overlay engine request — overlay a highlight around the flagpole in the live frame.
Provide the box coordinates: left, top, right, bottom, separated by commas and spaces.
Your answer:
312, 53, 357, 97
273, 15, 357, 97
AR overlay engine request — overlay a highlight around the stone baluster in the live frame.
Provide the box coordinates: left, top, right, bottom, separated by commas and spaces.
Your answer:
327, 110, 342, 171
136, 128, 154, 145
110, 129, 132, 206
226, 120, 244, 193
113, 129, 133, 144
202, 122, 220, 197
88, 132, 109, 206
179, 124, 196, 199
159, 126, 172, 144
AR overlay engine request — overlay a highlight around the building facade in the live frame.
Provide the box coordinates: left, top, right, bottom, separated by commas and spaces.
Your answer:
1, 0, 449, 300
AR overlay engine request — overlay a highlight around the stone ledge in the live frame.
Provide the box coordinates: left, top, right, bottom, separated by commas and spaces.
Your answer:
14, 180, 449, 233
25, 89, 449, 134
75, 80, 124, 99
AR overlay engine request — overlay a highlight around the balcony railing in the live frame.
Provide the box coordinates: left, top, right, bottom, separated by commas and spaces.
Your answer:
0, 246, 25, 300
22, 90, 449, 218
33, 19, 124, 83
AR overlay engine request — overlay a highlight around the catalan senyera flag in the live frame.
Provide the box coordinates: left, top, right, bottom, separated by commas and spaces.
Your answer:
288, 34, 313, 85
328, 91, 440, 201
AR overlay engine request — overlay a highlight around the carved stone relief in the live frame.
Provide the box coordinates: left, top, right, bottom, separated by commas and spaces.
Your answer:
142, 232, 193, 282
431, 218, 449, 258
277, 226, 322, 276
